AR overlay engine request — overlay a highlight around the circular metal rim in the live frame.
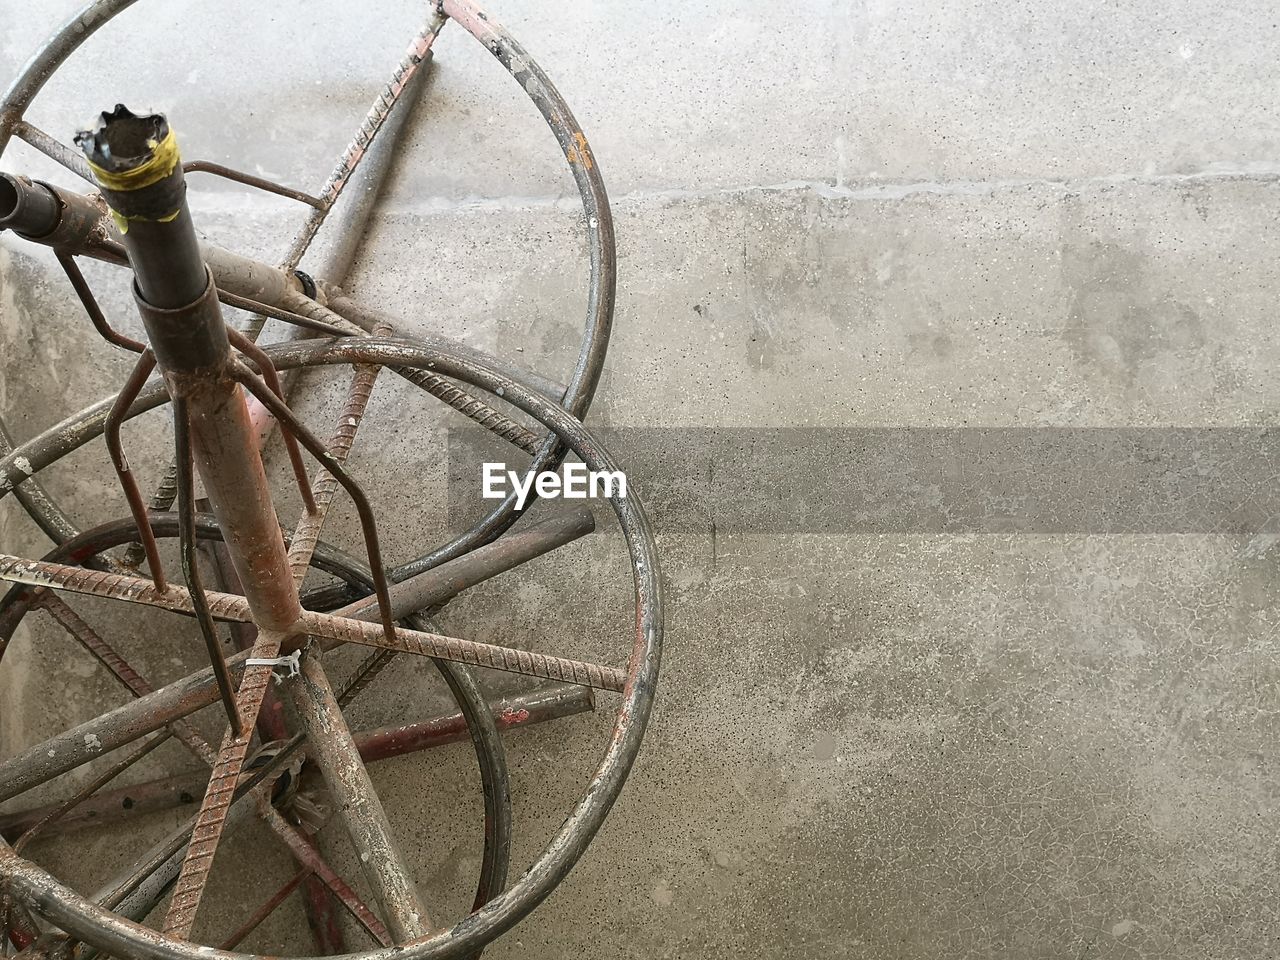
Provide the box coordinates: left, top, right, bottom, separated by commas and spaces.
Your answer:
0, 335, 662, 960
0, 0, 618, 578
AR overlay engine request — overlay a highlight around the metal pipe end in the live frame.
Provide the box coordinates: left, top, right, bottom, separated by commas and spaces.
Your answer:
74, 104, 170, 179
0, 173, 60, 237
75, 104, 184, 230
0, 172, 18, 220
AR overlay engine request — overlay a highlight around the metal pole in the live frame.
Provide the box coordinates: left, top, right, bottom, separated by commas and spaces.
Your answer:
76, 105, 302, 634
75, 105, 428, 940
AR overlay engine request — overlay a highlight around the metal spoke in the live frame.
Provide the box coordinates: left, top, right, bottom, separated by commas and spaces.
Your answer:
0, 681, 592, 843
182, 161, 322, 209
277, 292, 543, 455
216, 864, 309, 951
218, 290, 349, 337
223, 329, 315, 513
30, 587, 386, 950
291, 646, 429, 939
12, 732, 170, 854
34, 592, 215, 764
252, 803, 392, 947
54, 252, 145, 354
102, 350, 166, 591
278, 12, 447, 274
18, 593, 387, 949
0, 504, 605, 803
173, 395, 244, 735
231, 362, 397, 644
12, 121, 93, 182
162, 633, 286, 938
0, 770, 206, 841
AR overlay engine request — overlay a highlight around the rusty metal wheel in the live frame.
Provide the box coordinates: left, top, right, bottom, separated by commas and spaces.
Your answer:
0, 2, 659, 957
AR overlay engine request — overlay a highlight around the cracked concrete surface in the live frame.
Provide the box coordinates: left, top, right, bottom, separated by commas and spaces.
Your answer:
2, 1, 1280, 958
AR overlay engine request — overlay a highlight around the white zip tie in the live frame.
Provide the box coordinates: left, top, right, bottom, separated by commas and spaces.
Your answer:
244, 648, 302, 682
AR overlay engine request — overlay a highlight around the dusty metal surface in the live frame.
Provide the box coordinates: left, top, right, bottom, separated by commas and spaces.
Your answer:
0, 2, 661, 957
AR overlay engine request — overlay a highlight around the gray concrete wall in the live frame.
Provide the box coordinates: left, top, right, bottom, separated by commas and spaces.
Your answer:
2, 2, 1279, 958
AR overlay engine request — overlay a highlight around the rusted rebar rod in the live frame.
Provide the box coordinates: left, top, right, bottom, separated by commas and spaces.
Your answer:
241, 13, 440, 453
26, 592, 385, 951
216, 865, 310, 951
264, 315, 430, 942
34, 592, 216, 765
12, 732, 170, 854
0, 553, 626, 701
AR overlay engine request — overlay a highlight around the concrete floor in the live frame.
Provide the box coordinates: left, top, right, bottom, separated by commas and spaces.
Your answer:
3, 1, 1280, 957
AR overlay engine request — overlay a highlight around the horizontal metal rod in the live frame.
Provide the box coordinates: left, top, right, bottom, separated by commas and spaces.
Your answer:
352, 682, 594, 764
0, 511, 613, 802
0, 771, 207, 841
376, 506, 593, 599
0, 683, 592, 841
182, 160, 323, 208
0, 662, 221, 806
0, 553, 624, 694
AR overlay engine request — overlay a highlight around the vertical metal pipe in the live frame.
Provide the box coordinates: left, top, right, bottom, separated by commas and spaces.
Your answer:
78, 105, 308, 940
78, 107, 436, 941
172, 396, 244, 735
78, 105, 303, 635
